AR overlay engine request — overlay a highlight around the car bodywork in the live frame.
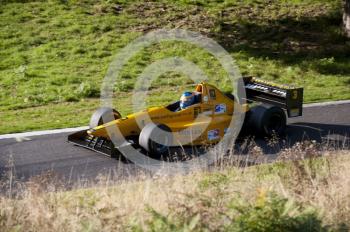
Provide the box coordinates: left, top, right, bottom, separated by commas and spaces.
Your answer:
68, 77, 303, 158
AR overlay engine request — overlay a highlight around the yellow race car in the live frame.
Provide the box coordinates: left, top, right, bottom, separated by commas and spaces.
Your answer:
68, 77, 303, 158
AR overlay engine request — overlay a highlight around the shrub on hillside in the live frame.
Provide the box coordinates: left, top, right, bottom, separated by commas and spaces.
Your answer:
139, 193, 327, 232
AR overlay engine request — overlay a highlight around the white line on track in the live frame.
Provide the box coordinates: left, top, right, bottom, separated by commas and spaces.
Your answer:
0, 100, 349, 140
0, 126, 89, 140
304, 99, 350, 108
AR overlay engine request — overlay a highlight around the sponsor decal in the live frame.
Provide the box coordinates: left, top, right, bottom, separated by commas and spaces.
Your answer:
208, 129, 220, 141
292, 90, 298, 99
215, 103, 226, 114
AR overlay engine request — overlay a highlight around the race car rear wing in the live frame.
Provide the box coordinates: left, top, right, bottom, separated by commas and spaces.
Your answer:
242, 76, 303, 118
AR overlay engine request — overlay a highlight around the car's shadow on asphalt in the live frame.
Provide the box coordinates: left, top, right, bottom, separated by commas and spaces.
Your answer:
237, 122, 350, 155
166, 123, 350, 161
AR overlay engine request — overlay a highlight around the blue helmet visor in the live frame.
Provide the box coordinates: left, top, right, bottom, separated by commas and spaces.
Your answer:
180, 92, 194, 109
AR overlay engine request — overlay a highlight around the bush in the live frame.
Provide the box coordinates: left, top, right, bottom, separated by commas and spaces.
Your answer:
226, 193, 326, 232
139, 193, 328, 232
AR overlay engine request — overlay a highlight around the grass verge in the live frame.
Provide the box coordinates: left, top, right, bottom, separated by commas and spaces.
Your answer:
0, 0, 349, 134
0, 148, 349, 231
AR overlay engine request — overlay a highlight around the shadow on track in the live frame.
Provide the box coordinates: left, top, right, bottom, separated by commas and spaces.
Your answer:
237, 122, 350, 156
167, 122, 350, 159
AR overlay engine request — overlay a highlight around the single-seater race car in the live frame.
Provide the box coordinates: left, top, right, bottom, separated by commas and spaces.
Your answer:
68, 77, 303, 159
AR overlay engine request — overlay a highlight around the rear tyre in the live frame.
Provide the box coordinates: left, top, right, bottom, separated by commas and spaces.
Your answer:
89, 107, 122, 128
139, 123, 172, 159
247, 104, 286, 137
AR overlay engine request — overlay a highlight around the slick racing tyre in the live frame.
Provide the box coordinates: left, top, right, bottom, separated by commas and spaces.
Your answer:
139, 123, 172, 159
247, 104, 286, 137
89, 107, 122, 128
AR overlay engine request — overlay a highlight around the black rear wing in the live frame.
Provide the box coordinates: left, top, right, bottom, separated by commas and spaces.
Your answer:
242, 76, 303, 118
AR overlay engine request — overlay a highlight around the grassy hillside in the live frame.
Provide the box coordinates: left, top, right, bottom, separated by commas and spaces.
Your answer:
1, 150, 349, 231
0, 0, 349, 133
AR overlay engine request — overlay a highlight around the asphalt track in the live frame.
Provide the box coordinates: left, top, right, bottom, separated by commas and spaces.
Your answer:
0, 101, 349, 183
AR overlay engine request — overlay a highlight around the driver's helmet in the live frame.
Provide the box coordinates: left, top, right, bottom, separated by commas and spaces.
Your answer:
180, 91, 195, 109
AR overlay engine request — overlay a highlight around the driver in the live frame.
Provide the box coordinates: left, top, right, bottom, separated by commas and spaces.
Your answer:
180, 91, 195, 110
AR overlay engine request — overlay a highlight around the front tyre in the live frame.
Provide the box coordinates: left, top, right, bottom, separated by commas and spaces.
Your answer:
89, 107, 122, 128
139, 123, 172, 159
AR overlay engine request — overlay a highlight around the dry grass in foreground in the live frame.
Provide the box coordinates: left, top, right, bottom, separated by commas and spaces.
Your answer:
0, 147, 349, 231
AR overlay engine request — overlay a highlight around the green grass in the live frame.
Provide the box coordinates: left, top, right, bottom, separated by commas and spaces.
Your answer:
0, 0, 349, 133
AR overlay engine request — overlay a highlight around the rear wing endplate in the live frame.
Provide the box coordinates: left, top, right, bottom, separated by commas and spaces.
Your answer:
242, 76, 303, 118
